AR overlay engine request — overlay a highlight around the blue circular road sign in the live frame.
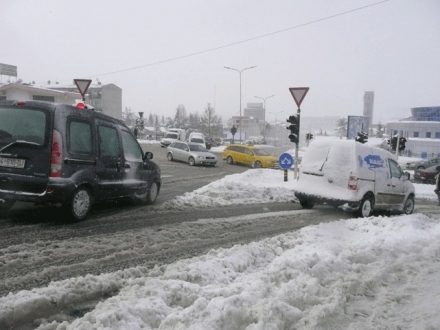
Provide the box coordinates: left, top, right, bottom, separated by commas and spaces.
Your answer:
279, 153, 294, 170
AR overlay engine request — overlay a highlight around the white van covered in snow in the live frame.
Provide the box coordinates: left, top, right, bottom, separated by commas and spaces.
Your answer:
294, 139, 415, 217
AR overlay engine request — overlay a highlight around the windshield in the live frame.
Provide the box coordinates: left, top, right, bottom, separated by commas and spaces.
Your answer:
191, 138, 204, 144
189, 144, 207, 152
165, 133, 178, 139
0, 106, 47, 147
253, 148, 271, 156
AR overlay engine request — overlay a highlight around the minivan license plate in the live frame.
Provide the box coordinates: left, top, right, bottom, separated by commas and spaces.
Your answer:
0, 157, 25, 169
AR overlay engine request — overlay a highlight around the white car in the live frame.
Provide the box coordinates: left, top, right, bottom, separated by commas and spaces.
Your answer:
167, 141, 217, 166
294, 139, 415, 217
188, 132, 206, 148
160, 132, 179, 147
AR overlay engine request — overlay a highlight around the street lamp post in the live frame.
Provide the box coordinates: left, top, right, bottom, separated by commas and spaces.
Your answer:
224, 65, 257, 142
255, 95, 275, 138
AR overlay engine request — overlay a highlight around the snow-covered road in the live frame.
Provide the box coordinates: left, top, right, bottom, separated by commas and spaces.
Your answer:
1, 169, 439, 329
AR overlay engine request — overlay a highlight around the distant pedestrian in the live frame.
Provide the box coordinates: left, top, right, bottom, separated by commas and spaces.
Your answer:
435, 167, 440, 206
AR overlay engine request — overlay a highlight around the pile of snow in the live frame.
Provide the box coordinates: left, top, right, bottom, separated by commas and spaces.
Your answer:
2, 214, 440, 329
137, 139, 160, 145
209, 145, 226, 153
161, 169, 297, 209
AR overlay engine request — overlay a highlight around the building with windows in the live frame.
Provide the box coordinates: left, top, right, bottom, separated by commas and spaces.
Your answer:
244, 102, 264, 122
0, 82, 122, 120
0, 83, 79, 104
386, 106, 440, 158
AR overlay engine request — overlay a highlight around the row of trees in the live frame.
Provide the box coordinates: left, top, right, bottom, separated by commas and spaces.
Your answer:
123, 103, 223, 137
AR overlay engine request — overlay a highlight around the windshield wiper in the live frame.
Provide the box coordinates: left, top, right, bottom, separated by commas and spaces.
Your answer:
0, 140, 40, 153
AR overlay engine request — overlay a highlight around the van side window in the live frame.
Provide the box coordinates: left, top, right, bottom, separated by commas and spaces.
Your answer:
388, 159, 402, 178
98, 126, 120, 157
121, 130, 143, 161
69, 121, 92, 154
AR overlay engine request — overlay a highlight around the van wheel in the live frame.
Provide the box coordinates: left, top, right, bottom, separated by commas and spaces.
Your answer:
357, 195, 374, 217
188, 157, 196, 166
299, 198, 314, 209
226, 156, 234, 165
253, 161, 262, 168
67, 187, 92, 221
147, 181, 159, 204
0, 200, 15, 217
167, 152, 173, 161
403, 195, 415, 215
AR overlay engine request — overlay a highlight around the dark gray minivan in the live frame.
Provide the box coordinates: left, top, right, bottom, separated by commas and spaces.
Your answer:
0, 100, 161, 220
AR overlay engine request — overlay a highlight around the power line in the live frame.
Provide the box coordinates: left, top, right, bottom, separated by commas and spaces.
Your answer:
89, 0, 390, 78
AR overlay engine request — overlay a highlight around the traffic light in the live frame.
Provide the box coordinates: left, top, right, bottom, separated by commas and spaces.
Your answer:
286, 115, 299, 144
390, 136, 398, 151
355, 131, 368, 144
399, 137, 407, 152
305, 133, 314, 141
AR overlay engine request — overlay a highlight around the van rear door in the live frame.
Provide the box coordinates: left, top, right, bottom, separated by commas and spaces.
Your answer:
0, 104, 51, 194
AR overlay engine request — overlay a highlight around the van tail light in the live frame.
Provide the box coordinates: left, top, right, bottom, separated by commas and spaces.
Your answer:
50, 130, 63, 178
348, 175, 358, 191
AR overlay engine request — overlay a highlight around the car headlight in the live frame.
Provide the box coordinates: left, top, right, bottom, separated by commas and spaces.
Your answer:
197, 156, 204, 159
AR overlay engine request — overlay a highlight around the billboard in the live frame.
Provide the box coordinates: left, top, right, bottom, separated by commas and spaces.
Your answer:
0, 63, 17, 77
347, 116, 369, 139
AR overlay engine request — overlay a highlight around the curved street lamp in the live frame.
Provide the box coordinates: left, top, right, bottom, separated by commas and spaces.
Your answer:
224, 65, 257, 142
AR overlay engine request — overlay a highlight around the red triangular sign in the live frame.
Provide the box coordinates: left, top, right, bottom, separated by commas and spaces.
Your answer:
74, 79, 92, 97
289, 87, 309, 107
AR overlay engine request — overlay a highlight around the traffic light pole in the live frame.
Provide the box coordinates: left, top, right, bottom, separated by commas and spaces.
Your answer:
294, 107, 301, 179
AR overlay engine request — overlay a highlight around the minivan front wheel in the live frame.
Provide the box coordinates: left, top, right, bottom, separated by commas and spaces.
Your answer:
357, 195, 374, 217
188, 157, 196, 166
147, 181, 159, 204
68, 188, 92, 221
226, 156, 234, 165
403, 195, 415, 215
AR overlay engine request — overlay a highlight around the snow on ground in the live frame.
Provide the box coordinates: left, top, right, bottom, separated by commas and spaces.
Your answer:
2, 213, 440, 329
137, 139, 161, 145
209, 145, 226, 153
162, 169, 437, 209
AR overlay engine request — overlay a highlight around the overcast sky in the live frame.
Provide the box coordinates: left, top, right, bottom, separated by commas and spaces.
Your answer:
1, 0, 439, 123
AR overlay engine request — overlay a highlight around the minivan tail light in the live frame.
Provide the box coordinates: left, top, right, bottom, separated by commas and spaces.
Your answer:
348, 175, 358, 191
50, 130, 63, 177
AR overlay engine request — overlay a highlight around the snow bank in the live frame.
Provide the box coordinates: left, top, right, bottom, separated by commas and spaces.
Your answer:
2, 214, 440, 329
161, 169, 297, 209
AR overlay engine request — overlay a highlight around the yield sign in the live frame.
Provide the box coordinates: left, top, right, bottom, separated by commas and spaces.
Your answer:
74, 79, 92, 98
289, 87, 309, 108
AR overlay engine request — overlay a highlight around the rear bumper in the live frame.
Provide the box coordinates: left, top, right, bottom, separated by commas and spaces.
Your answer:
0, 178, 76, 204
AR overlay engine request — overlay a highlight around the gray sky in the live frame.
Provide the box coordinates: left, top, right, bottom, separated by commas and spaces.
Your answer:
1, 0, 439, 123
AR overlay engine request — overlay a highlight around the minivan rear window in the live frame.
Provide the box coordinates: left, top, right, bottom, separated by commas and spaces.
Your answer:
0, 106, 46, 147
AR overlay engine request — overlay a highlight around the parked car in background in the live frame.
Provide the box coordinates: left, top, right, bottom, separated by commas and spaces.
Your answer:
0, 100, 161, 220
413, 165, 440, 184
160, 132, 180, 147
223, 144, 278, 168
404, 157, 440, 170
188, 132, 207, 148
167, 141, 217, 166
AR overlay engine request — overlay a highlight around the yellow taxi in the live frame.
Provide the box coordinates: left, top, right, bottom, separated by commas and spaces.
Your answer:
223, 144, 278, 168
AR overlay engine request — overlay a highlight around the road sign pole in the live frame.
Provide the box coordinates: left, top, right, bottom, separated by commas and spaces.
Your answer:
284, 169, 288, 182
294, 107, 301, 179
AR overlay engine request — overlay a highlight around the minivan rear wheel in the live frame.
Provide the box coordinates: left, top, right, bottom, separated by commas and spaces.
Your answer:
357, 195, 374, 217
253, 161, 262, 168
67, 187, 92, 221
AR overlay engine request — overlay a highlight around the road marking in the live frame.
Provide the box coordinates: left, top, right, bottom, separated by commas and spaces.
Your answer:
161, 175, 174, 178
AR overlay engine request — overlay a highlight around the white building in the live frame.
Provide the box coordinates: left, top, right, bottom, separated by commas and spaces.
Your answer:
0, 82, 123, 120
386, 106, 440, 159
0, 83, 79, 104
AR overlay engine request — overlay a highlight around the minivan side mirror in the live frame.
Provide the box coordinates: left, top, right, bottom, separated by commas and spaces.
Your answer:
143, 152, 153, 161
